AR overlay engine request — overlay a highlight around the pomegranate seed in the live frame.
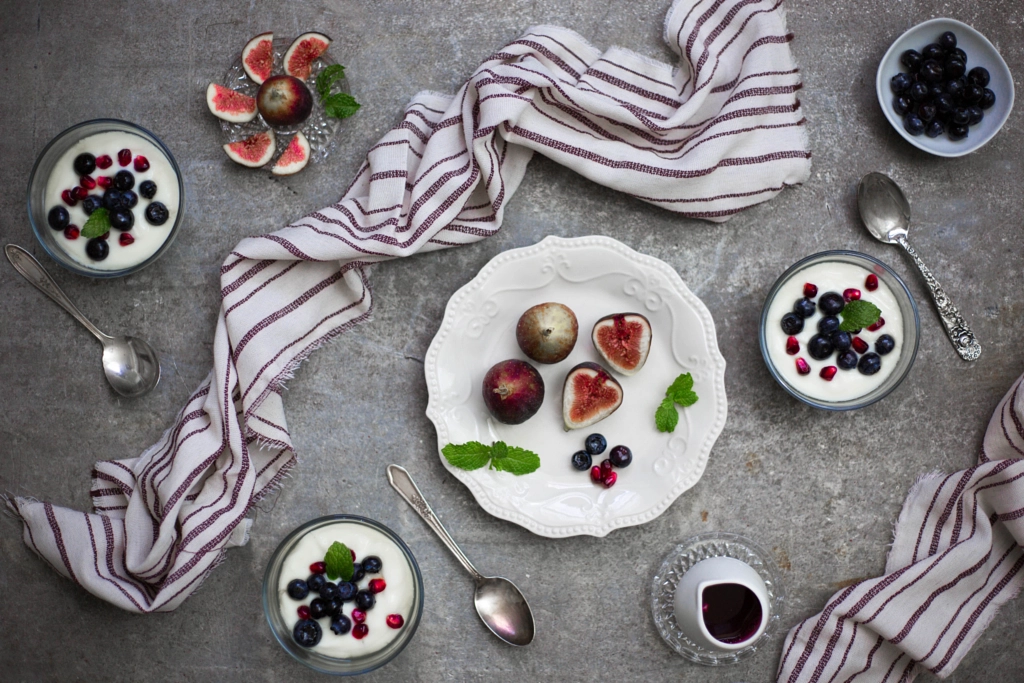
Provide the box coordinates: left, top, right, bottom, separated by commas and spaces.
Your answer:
350, 549, 356, 561
61, 189, 77, 206
71, 186, 88, 201
97, 175, 113, 189
133, 155, 150, 172
119, 233, 135, 246
795, 358, 811, 375
600, 459, 614, 474
80, 175, 96, 190
852, 337, 869, 354
309, 561, 325, 575
785, 336, 800, 355
819, 366, 837, 381
602, 471, 617, 488
868, 317, 885, 332
865, 274, 879, 291
843, 288, 861, 302
64, 225, 80, 240
97, 231, 110, 240
117, 149, 132, 166
386, 614, 404, 629
590, 466, 603, 484
95, 154, 113, 169
351, 609, 366, 624
297, 605, 310, 619
352, 624, 369, 639
369, 578, 386, 594
803, 283, 818, 298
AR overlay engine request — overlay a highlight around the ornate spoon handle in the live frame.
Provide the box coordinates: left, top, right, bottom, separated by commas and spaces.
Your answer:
896, 235, 981, 362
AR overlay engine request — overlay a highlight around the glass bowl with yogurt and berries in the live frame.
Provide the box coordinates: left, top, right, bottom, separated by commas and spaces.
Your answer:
760, 251, 920, 410
28, 119, 184, 277
263, 515, 424, 675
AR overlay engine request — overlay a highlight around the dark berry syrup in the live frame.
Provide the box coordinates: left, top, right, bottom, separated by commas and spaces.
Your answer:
701, 583, 763, 644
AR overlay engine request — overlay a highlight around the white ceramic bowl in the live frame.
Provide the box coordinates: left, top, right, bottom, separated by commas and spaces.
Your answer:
876, 18, 1014, 157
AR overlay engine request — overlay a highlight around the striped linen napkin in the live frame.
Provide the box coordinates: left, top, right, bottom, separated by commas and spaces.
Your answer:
7, 0, 808, 612
777, 377, 1024, 682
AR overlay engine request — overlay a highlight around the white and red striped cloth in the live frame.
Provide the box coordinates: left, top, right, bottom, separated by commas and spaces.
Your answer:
778, 376, 1024, 682
9, 0, 809, 612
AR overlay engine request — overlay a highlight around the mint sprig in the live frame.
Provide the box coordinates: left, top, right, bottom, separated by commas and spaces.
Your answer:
324, 92, 360, 120
325, 541, 354, 581
839, 300, 881, 332
316, 64, 346, 99
655, 373, 698, 433
82, 208, 111, 238
442, 440, 540, 476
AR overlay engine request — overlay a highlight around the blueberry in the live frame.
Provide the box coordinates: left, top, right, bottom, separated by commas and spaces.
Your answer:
890, 72, 912, 94
903, 113, 925, 136
793, 297, 817, 318
309, 598, 330, 619
47, 206, 70, 230
938, 31, 957, 50
73, 153, 96, 176
110, 209, 134, 231
926, 120, 945, 138
121, 190, 138, 208
980, 88, 996, 110
320, 582, 341, 601
326, 597, 343, 616
946, 78, 966, 100
818, 292, 845, 316
964, 84, 984, 104
934, 93, 954, 114
952, 107, 970, 126
138, 180, 157, 199
82, 195, 104, 215
307, 574, 327, 593
337, 581, 358, 601
918, 104, 937, 123
330, 614, 352, 636
928, 84, 945, 101
900, 49, 922, 72
817, 316, 840, 335
584, 433, 607, 455
571, 450, 592, 471
967, 67, 990, 87
293, 619, 322, 648
944, 58, 966, 80
807, 334, 834, 360
830, 330, 852, 351
875, 334, 896, 355
145, 202, 169, 225
858, 352, 882, 375
837, 350, 859, 370
114, 170, 135, 191
780, 312, 804, 335
948, 124, 969, 141
967, 106, 984, 125
355, 589, 376, 610
86, 238, 109, 261
350, 562, 365, 583
362, 556, 383, 573
951, 47, 967, 64
893, 96, 912, 117
919, 60, 944, 83
287, 579, 309, 600
609, 445, 632, 468
922, 43, 945, 62
909, 82, 930, 102
103, 190, 123, 210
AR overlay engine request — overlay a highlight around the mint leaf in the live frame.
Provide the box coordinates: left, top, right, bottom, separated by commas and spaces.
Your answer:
667, 372, 698, 407
82, 208, 111, 238
442, 441, 491, 471
839, 300, 881, 332
491, 445, 540, 475
489, 441, 508, 464
316, 64, 346, 99
655, 397, 679, 433
324, 92, 360, 119
325, 541, 354, 581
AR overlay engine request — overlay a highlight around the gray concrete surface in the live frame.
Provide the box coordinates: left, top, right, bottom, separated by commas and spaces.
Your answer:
1, 0, 1022, 681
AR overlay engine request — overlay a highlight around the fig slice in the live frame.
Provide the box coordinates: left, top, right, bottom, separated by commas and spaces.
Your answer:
562, 361, 623, 430
272, 132, 311, 176
592, 313, 652, 376
206, 83, 258, 123
516, 302, 578, 364
223, 130, 276, 167
241, 31, 274, 84
283, 32, 332, 81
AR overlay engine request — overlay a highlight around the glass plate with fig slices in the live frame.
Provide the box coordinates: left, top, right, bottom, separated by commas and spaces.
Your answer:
207, 32, 359, 175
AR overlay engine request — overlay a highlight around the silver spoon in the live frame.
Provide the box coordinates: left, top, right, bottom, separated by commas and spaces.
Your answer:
386, 464, 536, 646
857, 173, 981, 362
5, 245, 161, 397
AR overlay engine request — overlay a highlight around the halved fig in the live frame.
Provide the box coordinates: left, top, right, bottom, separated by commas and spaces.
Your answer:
592, 313, 652, 375
272, 132, 311, 175
283, 32, 332, 81
206, 83, 257, 123
223, 130, 276, 167
242, 32, 274, 84
516, 302, 578, 364
562, 361, 623, 430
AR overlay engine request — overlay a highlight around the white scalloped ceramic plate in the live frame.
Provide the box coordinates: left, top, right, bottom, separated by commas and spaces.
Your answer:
424, 236, 727, 538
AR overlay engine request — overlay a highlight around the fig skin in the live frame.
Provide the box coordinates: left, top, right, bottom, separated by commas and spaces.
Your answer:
516, 302, 578, 364
257, 75, 314, 127
482, 359, 545, 425
562, 361, 623, 430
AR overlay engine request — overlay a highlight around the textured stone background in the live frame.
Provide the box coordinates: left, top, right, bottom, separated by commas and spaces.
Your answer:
1, 0, 1022, 681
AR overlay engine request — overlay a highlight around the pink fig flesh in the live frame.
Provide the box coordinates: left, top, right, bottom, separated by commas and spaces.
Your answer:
592, 313, 652, 375
482, 359, 545, 425
562, 361, 623, 430
516, 302, 578, 364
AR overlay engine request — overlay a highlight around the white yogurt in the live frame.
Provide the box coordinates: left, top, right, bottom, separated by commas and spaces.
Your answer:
765, 261, 903, 402
278, 522, 415, 658
43, 130, 180, 270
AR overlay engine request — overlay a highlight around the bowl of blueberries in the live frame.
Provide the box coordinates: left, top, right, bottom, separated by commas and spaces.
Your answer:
876, 18, 1013, 157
